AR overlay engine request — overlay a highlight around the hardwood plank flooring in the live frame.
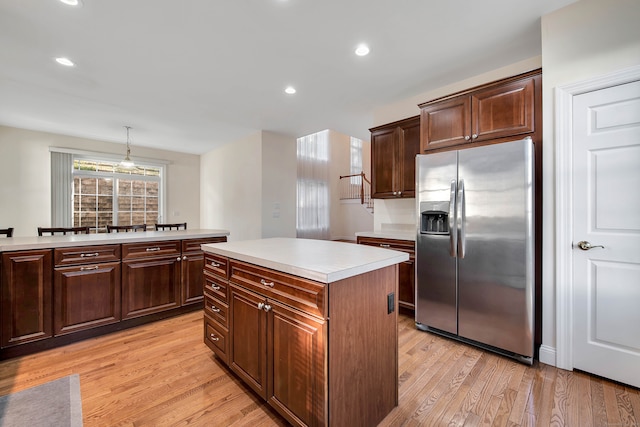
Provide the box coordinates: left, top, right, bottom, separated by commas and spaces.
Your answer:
0, 311, 638, 426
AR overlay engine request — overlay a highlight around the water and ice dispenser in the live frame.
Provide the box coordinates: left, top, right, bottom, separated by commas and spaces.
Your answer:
419, 202, 450, 235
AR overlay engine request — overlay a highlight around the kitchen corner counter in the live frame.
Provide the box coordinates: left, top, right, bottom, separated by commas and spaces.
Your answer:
0, 229, 230, 252
202, 237, 409, 283
355, 230, 416, 242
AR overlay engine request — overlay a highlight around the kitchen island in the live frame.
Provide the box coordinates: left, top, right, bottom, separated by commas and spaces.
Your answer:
201, 238, 409, 427
0, 229, 229, 359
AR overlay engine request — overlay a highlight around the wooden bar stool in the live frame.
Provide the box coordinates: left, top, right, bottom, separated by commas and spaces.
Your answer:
38, 226, 90, 236
106, 224, 147, 233
155, 223, 187, 231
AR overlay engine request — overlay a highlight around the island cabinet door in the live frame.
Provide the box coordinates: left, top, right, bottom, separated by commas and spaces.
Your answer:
229, 283, 268, 399
268, 299, 326, 427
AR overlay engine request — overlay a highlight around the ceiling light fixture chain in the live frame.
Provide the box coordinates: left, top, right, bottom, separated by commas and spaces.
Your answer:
121, 125, 135, 168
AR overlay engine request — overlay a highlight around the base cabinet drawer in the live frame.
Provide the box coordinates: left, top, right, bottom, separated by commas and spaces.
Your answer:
204, 294, 228, 326
204, 314, 228, 364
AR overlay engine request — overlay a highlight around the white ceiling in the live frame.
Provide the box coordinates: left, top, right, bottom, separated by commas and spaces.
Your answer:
0, 0, 576, 155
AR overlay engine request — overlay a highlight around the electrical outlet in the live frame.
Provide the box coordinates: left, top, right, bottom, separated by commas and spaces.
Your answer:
387, 292, 395, 314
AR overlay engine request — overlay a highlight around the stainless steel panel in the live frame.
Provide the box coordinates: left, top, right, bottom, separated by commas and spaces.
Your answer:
415, 151, 458, 334
456, 139, 534, 357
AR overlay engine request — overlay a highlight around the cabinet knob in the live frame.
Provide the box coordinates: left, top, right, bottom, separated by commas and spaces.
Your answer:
397, 191, 402, 196
210, 261, 220, 268
209, 334, 219, 342
211, 305, 220, 313
472, 134, 478, 139
146, 247, 161, 252
260, 279, 275, 288
182, 255, 187, 261
464, 135, 471, 141
176, 257, 181, 261
264, 304, 272, 312
380, 244, 390, 248
258, 302, 265, 310
80, 265, 99, 271
211, 284, 221, 291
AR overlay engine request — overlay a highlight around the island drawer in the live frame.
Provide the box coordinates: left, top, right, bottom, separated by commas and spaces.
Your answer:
54, 244, 121, 267
229, 260, 326, 319
203, 253, 229, 279
204, 314, 228, 363
182, 237, 226, 253
204, 271, 228, 302
122, 240, 181, 260
204, 294, 228, 326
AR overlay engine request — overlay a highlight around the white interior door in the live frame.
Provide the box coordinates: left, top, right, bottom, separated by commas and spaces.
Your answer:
572, 80, 640, 388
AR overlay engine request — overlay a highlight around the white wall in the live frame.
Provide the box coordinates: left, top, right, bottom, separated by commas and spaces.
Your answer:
200, 132, 262, 242
200, 130, 297, 242
261, 131, 297, 239
539, 0, 640, 364
328, 130, 374, 240
0, 125, 200, 237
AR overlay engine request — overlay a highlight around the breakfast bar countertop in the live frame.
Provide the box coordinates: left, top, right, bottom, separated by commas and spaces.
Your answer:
202, 237, 409, 284
0, 229, 230, 252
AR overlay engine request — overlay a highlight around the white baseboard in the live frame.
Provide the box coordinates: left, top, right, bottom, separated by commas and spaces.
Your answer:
538, 345, 557, 366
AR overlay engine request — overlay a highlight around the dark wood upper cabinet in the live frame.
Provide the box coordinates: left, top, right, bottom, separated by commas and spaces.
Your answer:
419, 70, 540, 152
370, 115, 420, 199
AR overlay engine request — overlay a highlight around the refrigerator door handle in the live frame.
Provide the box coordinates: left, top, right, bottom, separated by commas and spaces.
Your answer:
449, 179, 457, 257
457, 179, 466, 258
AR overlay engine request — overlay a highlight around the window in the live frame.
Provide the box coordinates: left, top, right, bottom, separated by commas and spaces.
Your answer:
72, 159, 162, 233
296, 130, 330, 239
350, 136, 363, 185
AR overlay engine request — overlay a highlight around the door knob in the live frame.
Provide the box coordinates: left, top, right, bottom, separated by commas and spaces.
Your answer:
576, 241, 605, 250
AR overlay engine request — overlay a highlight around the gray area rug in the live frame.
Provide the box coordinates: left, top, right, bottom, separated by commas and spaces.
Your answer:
0, 374, 83, 426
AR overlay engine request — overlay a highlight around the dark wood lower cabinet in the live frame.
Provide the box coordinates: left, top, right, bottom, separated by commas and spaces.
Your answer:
0, 234, 228, 359
122, 255, 181, 319
53, 261, 121, 335
1, 250, 53, 347
206, 255, 398, 427
357, 236, 415, 311
268, 298, 324, 426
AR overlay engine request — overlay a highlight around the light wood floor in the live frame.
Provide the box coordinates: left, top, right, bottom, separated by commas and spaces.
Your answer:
0, 311, 638, 426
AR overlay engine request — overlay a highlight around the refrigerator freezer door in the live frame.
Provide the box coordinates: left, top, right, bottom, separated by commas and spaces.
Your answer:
415, 151, 458, 334
456, 138, 534, 357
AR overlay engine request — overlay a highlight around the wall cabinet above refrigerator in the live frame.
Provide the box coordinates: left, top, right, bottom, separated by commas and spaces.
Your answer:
418, 69, 541, 153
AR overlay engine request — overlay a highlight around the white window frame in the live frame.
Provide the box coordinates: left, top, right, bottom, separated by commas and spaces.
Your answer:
50, 147, 168, 230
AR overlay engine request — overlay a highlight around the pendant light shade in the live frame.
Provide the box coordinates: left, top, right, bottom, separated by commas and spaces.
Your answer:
120, 126, 135, 168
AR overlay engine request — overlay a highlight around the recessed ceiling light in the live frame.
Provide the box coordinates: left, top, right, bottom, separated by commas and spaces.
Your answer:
355, 44, 370, 56
59, 0, 81, 6
55, 57, 75, 67
285, 86, 296, 95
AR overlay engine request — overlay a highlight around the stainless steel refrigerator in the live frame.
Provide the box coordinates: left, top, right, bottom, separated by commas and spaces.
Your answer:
415, 137, 534, 364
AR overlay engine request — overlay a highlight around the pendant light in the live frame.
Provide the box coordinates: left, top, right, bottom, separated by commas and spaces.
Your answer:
120, 126, 135, 168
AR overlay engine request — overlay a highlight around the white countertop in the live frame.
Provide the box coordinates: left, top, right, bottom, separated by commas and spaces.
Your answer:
355, 230, 416, 242
202, 237, 409, 284
0, 229, 230, 252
